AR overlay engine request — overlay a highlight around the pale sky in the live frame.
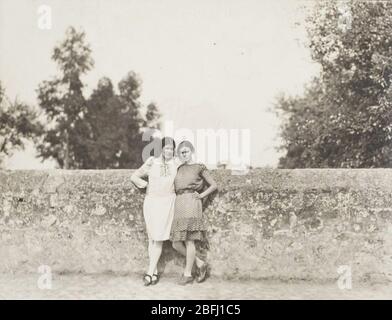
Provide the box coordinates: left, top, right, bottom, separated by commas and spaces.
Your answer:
0, 0, 319, 169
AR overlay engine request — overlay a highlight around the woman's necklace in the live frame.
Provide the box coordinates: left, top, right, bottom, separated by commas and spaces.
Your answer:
160, 156, 171, 177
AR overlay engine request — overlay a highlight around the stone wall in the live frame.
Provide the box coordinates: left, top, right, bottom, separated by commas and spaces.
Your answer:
1, 169, 392, 283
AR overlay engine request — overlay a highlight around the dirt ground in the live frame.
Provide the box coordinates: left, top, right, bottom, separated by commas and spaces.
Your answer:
0, 273, 391, 300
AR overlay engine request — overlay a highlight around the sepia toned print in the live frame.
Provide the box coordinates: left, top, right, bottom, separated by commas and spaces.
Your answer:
1, 0, 392, 301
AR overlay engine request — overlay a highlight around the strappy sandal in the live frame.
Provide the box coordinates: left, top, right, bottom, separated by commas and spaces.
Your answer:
151, 273, 160, 285
143, 274, 153, 286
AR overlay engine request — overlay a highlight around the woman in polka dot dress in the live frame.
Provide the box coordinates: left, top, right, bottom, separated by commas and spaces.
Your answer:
170, 140, 218, 285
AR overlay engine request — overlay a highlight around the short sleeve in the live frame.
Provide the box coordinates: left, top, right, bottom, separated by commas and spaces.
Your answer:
135, 156, 154, 178
131, 157, 154, 188
199, 163, 212, 180
198, 163, 217, 195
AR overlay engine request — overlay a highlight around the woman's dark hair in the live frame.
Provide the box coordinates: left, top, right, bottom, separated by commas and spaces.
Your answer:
161, 136, 176, 150
177, 140, 195, 155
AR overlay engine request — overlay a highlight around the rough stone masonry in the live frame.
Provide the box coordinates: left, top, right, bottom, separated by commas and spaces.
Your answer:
0, 169, 392, 283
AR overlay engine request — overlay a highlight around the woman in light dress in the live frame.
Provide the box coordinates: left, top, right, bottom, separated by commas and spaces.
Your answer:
131, 137, 180, 286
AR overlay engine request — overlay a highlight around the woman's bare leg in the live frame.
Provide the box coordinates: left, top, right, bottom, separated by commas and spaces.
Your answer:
147, 240, 158, 275
184, 240, 196, 277
172, 241, 204, 268
147, 240, 163, 276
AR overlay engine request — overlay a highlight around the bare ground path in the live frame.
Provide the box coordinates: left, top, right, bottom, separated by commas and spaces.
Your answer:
0, 274, 391, 299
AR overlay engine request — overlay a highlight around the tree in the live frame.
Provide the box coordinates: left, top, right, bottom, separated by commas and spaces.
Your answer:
0, 82, 43, 167
116, 71, 147, 168
79, 77, 118, 169
145, 102, 161, 130
276, 1, 392, 168
79, 72, 162, 169
37, 26, 94, 169
37, 27, 161, 169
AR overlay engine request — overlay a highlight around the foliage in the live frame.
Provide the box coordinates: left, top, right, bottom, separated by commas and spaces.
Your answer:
80, 74, 150, 169
277, 0, 392, 168
37, 27, 161, 169
37, 26, 94, 168
0, 82, 43, 167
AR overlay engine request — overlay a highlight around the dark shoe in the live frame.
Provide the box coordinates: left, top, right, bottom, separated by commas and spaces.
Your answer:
196, 262, 209, 283
178, 275, 194, 286
143, 274, 153, 286
151, 273, 160, 285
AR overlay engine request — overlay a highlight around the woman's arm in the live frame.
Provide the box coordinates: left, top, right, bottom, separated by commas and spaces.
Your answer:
131, 172, 148, 188
196, 165, 218, 199
131, 157, 153, 189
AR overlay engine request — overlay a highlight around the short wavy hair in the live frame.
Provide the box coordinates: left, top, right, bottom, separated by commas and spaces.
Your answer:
177, 140, 195, 156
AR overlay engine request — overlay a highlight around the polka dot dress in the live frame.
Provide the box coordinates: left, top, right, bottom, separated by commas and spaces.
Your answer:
170, 163, 211, 242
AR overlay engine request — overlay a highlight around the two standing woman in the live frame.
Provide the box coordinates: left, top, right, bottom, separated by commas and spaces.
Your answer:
131, 137, 218, 286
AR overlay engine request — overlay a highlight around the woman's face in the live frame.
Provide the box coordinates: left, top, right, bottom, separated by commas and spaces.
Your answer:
178, 146, 193, 163
162, 144, 174, 160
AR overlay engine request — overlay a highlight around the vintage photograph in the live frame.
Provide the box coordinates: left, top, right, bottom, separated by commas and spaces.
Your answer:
1, 0, 392, 301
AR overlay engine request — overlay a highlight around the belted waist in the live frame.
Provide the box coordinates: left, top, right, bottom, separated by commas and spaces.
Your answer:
175, 189, 196, 195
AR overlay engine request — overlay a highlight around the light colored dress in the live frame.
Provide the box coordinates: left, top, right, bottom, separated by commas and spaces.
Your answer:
132, 156, 180, 241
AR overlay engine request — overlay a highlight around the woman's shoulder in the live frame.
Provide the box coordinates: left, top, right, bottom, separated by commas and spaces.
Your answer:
194, 162, 208, 171
144, 156, 156, 166
173, 157, 182, 167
